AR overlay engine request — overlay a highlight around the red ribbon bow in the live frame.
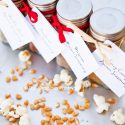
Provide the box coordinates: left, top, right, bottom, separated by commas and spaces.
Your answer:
20, 2, 38, 23
51, 15, 73, 43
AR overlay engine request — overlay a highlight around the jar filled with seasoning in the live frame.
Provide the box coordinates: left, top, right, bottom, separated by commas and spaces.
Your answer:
56, 0, 92, 69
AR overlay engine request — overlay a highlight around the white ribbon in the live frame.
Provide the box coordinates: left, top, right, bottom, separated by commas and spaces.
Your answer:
67, 22, 112, 66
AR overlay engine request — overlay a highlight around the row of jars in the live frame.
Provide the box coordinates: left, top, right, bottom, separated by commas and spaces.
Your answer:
9, 0, 125, 48
1, 0, 125, 51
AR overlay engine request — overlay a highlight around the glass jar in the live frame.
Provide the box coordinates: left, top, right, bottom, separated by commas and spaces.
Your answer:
56, 0, 92, 69
89, 7, 125, 44
88, 7, 125, 86
56, 0, 92, 31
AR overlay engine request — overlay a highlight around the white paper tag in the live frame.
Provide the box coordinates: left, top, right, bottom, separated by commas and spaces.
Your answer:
0, 0, 34, 50
30, 7, 64, 63
62, 32, 99, 80
93, 40, 125, 97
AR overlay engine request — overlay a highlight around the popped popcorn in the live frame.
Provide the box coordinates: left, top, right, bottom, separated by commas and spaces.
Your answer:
53, 74, 62, 85
75, 80, 85, 97
0, 98, 14, 116
93, 94, 110, 114
18, 50, 31, 62
60, 69, 73, 86
111, 109, 125, 125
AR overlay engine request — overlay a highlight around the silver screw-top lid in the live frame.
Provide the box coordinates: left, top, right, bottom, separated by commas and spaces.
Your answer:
56, 0, 92, 29
90, 7, 125, 42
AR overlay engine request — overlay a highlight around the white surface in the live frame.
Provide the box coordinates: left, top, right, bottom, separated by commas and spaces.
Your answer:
0, 42, 125, 125
57, 0, 92, 20
90, 8, 125, 34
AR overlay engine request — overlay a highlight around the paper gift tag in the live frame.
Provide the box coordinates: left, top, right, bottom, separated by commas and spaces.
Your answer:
62, 32, 99, 80
93, 40, 125, 97
29, 7, 64, 63
0, 0, 34, 50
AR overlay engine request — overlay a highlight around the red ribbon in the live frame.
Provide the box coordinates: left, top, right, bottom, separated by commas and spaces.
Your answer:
51, 15, 73, 43
20, 2, 38, 23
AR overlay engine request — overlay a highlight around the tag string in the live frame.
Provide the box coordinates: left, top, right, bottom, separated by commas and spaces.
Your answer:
20, 2, 38, 23
51, 15, 73, 43
67, 22, 112, 66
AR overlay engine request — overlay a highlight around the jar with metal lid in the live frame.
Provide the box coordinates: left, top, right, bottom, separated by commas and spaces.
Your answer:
88, 7, 125, 86
56, 0, 92, 69
56, 0, 92, 31
89, 7, 125, 45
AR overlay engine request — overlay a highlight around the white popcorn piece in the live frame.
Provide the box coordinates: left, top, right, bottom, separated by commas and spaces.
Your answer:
75, 80, 84, 97
19, 114, 30, 125
19, 50, 31, 62
111, 109, 125, 125
53, 74, 62, 85
64, 75, 73, 86
60, 69, 69, 81
60, 69, 73, 86
93, 94, 110, 114
75, 80, 86, 97
0, 99, 14, 116
16, 106, 27, 117
8, 111, 20, 118
60, 69, 69, 75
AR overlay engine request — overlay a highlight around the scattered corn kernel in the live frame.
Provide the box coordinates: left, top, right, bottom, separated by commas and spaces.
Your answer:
24, 100, 29, 107
12, 75, 18, 81
5, 76, 11, 83
15, 94, 22, 100
5, 93, 11, 99
30, 69, 37, 74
